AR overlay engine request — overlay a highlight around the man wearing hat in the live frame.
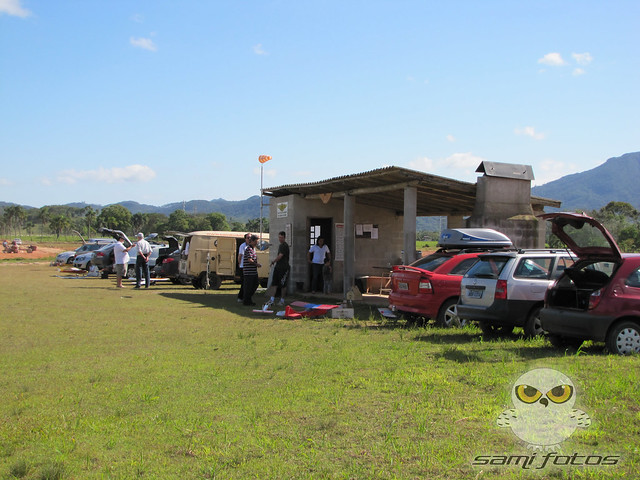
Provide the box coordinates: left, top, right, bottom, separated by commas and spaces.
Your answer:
135, 233, 152, 289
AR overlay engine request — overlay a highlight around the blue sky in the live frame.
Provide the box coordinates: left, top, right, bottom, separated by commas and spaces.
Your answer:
1, 0, 639, 208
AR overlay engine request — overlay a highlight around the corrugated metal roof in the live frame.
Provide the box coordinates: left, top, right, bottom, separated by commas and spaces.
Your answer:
476, 161, 535, 180
263, 165, 559, 216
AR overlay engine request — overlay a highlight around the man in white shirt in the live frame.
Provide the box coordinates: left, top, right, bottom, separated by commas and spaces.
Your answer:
308, 236, 331, 294
114, 236, 134, 288
134, 232, 152, 289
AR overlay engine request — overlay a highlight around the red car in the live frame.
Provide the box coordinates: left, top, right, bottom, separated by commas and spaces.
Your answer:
540, 212, 640, 354
388, 228, 513, 327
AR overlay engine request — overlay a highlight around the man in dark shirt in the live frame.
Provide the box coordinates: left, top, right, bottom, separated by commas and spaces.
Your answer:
263, 231, 290, 310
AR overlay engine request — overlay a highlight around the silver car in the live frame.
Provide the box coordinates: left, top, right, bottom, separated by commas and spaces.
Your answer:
457, 249, 575, 336
56, 239, 115, 264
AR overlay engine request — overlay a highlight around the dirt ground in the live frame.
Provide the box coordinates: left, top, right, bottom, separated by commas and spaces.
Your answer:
0, 243, 70, 261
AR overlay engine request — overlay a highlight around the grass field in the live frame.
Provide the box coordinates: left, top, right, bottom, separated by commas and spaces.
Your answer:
1, 263, 638, 479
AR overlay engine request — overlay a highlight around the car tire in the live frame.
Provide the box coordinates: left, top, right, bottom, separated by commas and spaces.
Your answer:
127, 265, 136, 279
436, 298, 465, 328
85, 261, 91, 271
66, 257, 74, 265
606, 321, 640, 355
478, 321, 514, 336
524, 305, 545, 338
207, 273, 222, 290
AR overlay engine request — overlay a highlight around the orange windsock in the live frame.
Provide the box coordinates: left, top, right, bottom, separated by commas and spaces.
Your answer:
258, 155, 272, 164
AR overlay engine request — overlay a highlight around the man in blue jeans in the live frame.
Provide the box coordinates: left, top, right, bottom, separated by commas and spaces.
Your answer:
134, 233, 152, 288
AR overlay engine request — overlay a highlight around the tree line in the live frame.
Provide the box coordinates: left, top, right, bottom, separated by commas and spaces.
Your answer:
0, 204, 268, 240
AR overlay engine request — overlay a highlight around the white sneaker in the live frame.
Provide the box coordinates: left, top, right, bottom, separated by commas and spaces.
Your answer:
278, 299, 285, 306
262, 302, 273, 311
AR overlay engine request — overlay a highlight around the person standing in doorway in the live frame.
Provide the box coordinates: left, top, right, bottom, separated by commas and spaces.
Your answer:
308, 236, 330, 294
114, 235, 134, 288
237, 233, 251, 303
134, 232, 152, 288
243, 235, 261, 306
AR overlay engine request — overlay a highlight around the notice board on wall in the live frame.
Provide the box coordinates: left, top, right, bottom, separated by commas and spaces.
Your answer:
356, 224, 378, 239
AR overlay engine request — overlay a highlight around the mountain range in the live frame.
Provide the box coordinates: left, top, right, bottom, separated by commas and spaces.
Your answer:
3, 151, 640, 224
531, 151, 640, 212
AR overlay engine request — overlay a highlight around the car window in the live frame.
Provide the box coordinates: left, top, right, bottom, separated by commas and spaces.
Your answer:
466, 257, 510, 279
514, 257, 553, 279
554, 257, 575, 278
410, 254, 451, 272
448, 258, 479, 276
625, 268, 640, 288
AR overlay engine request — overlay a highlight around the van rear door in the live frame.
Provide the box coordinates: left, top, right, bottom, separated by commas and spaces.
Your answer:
215, 237, 236, 276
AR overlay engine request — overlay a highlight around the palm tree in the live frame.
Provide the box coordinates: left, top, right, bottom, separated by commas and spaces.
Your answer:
3, 205, 26, 237
38, 206, 51, 237
49, 214, 72, 239
84, 206, 97, 237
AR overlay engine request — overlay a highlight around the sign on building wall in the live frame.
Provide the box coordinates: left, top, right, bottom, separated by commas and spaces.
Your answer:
277, 202, 289, 218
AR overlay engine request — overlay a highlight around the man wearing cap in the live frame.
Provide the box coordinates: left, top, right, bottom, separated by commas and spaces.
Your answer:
135, 233, 152, 289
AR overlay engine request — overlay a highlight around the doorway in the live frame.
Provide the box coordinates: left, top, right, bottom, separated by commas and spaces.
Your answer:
308, 218, 332, 292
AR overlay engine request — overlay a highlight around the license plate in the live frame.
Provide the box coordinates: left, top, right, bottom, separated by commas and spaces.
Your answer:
467, 288, 483, 299
398, 282, 409, 291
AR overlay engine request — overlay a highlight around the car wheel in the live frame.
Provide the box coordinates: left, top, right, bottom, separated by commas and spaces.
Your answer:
85, 262, 91, 271
606, 321, 640, 355
524, 305, 545, 337
478, 321, 514, 336
208, 273, 222, 290
66, 257, 74, 265
127, 265, 136, 279
436, 298, 464, 328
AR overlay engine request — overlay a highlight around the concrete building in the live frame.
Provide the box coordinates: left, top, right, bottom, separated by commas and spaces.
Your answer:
263, 162, 560, 297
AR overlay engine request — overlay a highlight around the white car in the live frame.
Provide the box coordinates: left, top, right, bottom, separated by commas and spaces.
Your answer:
457, 249, 575, 337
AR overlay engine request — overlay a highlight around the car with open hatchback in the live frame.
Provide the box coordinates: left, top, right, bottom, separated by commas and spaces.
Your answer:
540, 212, 640, 354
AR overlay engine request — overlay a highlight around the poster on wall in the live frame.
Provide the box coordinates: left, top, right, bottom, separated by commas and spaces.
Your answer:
334, 223, 344, 262
277, 202, 289, 218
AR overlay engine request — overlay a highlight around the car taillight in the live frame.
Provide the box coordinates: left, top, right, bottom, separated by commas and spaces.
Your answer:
96, 252, 105, 257
418, 279, 433, 294
589, 289, 602, 309
163, 257, 175, 264
495, 279, 508, 300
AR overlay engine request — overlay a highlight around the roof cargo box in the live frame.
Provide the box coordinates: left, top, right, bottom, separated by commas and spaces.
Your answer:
438, 228, 512, 249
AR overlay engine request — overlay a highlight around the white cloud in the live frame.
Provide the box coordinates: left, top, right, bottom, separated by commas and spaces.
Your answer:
409, 153, 486, 181
0, 0, 31, 17
0, 178, 12, 186
55, 165, 156, 185
446, 134, 456, 143
533, 158, 580, 186
572, 68, 586, 76
131, 13, 144, 23
253, 43, 268, 55
572, 52, 593, 66
538, 52, 566, 66
515, 126, 545, 140
408, 157, 434, 171
130, 36, 157, 52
